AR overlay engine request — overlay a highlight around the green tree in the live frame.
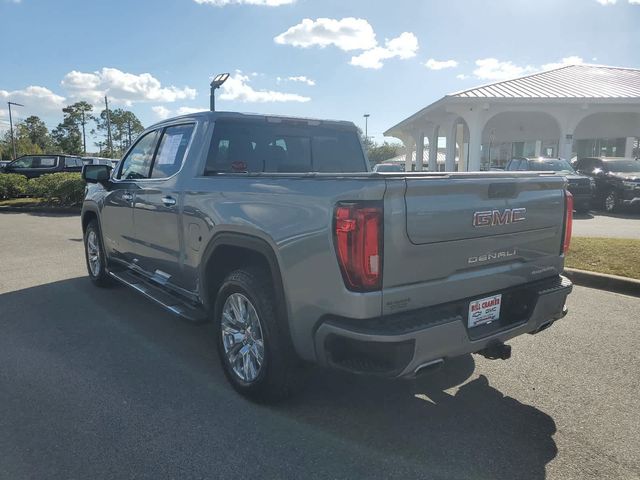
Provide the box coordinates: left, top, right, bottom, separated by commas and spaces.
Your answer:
52, 118, 83, 155
20, 116, 53, 152
366, 142, 403, 164
357, 127, 403, 165
93, 108, 144, 157
0, 120, 47, 159
60, 102, 94, 154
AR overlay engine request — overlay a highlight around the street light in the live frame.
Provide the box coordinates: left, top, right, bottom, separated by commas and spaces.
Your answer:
210, 73, 230, 112
7, 101, 24, 160
363, 113, 370, 141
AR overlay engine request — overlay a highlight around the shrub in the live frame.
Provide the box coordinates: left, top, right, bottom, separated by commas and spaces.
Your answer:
25, 173, 85, 206
0, 173, 28, 199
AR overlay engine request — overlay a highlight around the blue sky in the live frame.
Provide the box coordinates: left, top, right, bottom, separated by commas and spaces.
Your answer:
1, 0, 639, 146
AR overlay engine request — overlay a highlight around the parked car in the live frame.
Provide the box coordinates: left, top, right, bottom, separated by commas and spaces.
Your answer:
505, 157, 594, 213
0, 160, 11, 169
574, 157, 640, 212
1, 154, 83, 179
81, 111, 573, 401
82, 156, 120, 169
372, 162, 405, 172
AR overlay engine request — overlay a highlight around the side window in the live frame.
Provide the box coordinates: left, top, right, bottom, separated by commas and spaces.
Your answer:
507, 159, 520, 170
518, 160, 529, 171
117, 130, 160, 180
33, 157, 57, 168
11, 157, 34, 168
64, 157, 77, 167
151, 124, 195, 179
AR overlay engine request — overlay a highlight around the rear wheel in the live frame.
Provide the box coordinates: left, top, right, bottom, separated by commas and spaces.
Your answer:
603, 190, 619, 213
84, 219, 112, 287
214, 267, 303, 402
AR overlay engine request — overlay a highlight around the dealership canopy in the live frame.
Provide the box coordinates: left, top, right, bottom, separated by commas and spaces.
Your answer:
384, 64, 640, 171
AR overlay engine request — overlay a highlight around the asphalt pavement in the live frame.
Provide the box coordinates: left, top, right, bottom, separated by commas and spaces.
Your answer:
0, 212, 639, 480
573, 211, 639, 239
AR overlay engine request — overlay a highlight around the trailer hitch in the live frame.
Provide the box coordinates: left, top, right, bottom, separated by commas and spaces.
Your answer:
477, 342, 512, 360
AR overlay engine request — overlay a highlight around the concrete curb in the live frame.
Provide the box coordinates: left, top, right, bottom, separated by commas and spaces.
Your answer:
0, 205, 80, 215
564, 268, 640, 298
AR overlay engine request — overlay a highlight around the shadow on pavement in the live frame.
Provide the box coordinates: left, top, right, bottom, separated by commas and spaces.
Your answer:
0, 277, 557, 479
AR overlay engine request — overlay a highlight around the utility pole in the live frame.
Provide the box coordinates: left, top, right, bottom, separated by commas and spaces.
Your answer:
8, 101, 24, 160
127, 117, 132, 148
104, 96, 113, 156
81, 110, 86, 155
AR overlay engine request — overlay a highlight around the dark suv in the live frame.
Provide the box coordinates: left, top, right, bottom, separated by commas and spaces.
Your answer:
1, 154, 83, 179
505, 157, 594, 213
574, 157, 640, 213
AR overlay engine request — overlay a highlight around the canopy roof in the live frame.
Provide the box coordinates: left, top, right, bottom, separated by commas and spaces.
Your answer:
450, 64, 640, 99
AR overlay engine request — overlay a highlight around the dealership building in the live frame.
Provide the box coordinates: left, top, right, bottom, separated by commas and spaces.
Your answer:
384, 64, 640, 171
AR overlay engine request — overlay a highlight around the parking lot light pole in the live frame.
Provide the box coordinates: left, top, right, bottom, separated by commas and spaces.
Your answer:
363, 114, 370, 142
210, 73, 230, 112
8, 101, 24, 160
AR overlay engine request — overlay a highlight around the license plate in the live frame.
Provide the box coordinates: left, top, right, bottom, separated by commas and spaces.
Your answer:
468, 294, 502, 328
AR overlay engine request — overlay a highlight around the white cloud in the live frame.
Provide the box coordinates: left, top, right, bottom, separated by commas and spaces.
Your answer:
424, 58, 459, 70
152, 106, 171, 119
194, 0, 295, 5
274, 17, 377, 51
62, 68, 196, 105
456, 74, 469, 80
350, 32, 418, 69
0, 86, 66, 116
473, 58, 536, 81
277, 75, 316, 86
177, 106, 207, 115
629, 0, 640, 4
541, 56, 584, 70
219, 72, 310, 103
595, 0, 616, 4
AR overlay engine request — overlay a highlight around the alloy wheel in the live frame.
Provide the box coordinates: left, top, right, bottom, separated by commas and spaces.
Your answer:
221, 293, 265, 383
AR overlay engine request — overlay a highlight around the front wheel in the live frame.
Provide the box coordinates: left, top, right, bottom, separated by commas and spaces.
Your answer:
214, 267, 303, 402
84, 219, 112, 287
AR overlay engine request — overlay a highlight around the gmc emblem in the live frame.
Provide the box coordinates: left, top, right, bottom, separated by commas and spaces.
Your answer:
473, 208, 526, 227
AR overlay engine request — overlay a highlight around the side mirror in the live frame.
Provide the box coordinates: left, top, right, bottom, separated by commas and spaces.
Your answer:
82, 164, 112, 184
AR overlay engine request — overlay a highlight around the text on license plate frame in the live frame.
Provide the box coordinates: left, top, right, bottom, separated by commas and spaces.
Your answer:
468, 293, 502, 328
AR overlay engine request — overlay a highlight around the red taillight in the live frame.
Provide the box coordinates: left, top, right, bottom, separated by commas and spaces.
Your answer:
562, 190, 573, 254
334, 202, 383, 291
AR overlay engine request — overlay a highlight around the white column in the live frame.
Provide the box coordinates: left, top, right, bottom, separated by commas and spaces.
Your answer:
445, 122, 457, 172
468, 125, 483, 171
415, 132, 425, 171
404, 138, 414, 172
559, 130, 574, 161
625, 137, 636, 157
428, 127, 439, 171
457, 123, 466, 172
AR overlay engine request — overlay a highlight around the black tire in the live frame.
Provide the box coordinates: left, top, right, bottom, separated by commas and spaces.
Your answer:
84, 219, 112, 287
602, 190, 619, 213
214, 267, 303, 402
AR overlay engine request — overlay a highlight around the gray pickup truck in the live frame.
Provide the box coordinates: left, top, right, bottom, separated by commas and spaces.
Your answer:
81, 111, 573, 401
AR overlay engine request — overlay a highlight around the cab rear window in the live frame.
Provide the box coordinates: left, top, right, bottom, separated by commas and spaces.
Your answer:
205, 119, 366, 174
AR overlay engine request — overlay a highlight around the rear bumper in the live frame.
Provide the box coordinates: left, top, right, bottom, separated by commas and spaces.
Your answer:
314, 275, 572, 377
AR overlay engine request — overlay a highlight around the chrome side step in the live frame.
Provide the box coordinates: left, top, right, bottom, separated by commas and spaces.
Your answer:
108, 270, 208, 323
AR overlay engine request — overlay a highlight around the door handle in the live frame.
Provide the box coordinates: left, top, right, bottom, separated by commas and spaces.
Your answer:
122, 193, 133, 201
162, 196, 177, 207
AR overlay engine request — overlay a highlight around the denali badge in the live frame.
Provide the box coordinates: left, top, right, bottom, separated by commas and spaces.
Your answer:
473, 208, 526, 227
468, 249, 517, 264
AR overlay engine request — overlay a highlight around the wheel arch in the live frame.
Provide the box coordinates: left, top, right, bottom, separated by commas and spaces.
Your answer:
199, 232, 289, 334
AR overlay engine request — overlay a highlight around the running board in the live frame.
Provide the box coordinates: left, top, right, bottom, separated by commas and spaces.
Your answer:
108, 270, 208, 323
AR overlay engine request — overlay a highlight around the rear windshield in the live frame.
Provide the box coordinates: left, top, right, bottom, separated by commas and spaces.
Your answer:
604, 159, 640, 173
205, 119, 367, 174
526, 159, 575, 173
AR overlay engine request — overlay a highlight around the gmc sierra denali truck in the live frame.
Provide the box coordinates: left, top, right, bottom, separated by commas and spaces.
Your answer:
81, 111, 573, 401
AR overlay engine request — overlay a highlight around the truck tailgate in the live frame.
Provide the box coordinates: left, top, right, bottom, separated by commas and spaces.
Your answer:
382, 173, 567, 315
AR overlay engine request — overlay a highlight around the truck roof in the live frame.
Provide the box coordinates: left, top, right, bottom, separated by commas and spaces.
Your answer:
148, 110, 356, 130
